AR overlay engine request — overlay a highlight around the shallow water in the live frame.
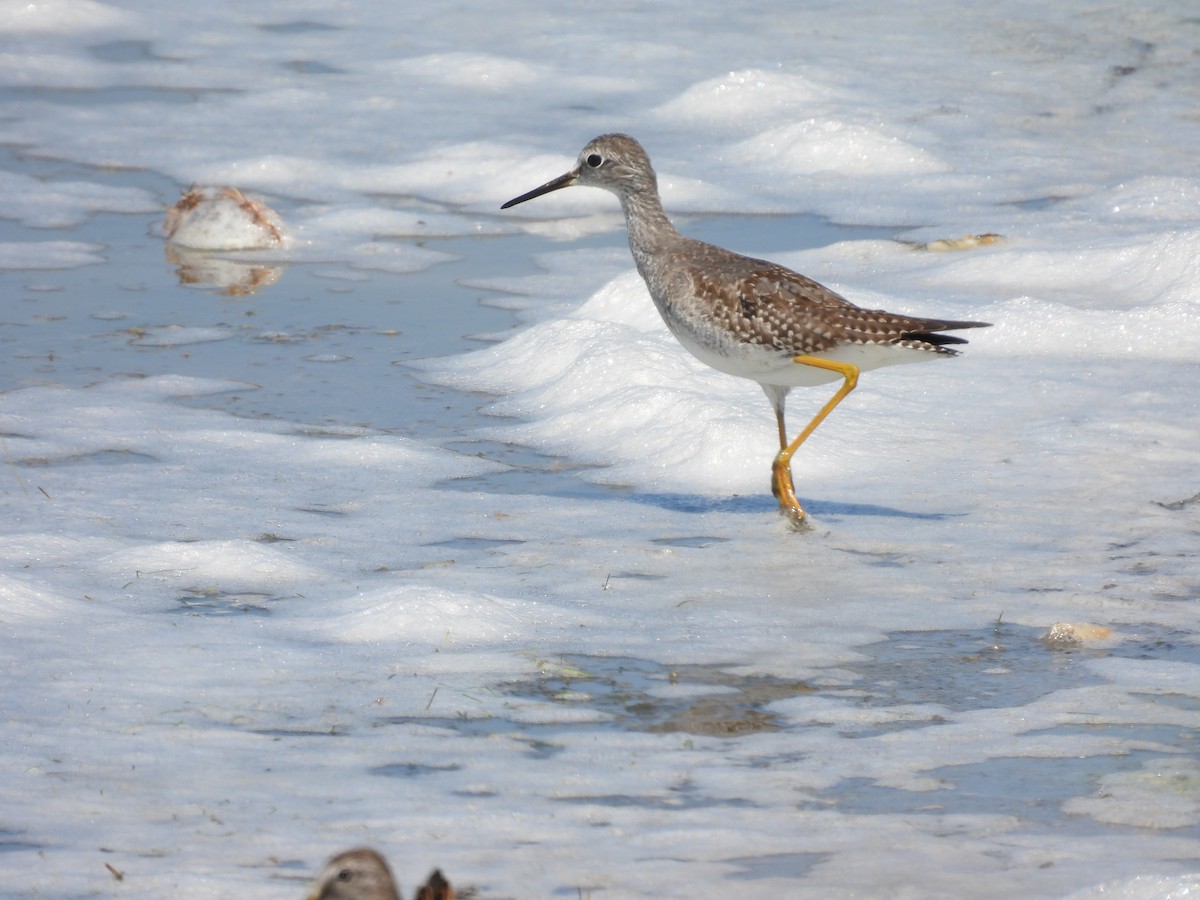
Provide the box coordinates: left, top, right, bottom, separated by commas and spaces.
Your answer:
4, 182, 1199, 898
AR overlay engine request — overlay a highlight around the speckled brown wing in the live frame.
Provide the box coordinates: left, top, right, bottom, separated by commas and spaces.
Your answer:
692, 251, 986, 356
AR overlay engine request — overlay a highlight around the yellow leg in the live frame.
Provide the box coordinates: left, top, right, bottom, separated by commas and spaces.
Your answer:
770, 404, 796, 503
772, 356, 860, 526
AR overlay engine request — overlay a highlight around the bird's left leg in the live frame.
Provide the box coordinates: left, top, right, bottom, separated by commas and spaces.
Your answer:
772, 357, 860, 525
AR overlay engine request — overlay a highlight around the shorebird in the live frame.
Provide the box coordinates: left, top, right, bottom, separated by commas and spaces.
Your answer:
306, 847, 455, 900
502, 134, 989, 525
307, 848, 400, 900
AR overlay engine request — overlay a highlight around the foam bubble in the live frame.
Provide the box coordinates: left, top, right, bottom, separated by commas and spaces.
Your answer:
732, 119, 948, 177
653, 70, 839, 132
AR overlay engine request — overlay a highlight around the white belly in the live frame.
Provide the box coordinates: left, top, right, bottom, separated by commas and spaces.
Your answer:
672, 325, 939, 389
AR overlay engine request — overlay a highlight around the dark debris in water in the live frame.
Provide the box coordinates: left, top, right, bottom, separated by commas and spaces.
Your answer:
553, 787, 758, 811
252, 533, 297, 543
13, 448, 158, 467
370, 762, 463, 779
382, 656, 811, 740
723, 850, 828, 882
377, 715, 567, 760
511, 655, 812, 738
1155, 490, 1200, 511
169, 589, 283, 616
650, 535, 730, 549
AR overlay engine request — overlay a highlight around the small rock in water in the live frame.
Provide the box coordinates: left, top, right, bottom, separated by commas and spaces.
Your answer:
904, 233, 1002, 252
1040, 622, 1113, 648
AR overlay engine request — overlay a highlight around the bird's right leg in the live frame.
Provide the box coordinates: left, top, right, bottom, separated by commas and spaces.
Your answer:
764, 384, 805, 525
770, 404, 804, 518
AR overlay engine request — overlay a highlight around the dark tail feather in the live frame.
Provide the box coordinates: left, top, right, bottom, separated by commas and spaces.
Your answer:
909, 331, 969, 346
906, 319, 991, 347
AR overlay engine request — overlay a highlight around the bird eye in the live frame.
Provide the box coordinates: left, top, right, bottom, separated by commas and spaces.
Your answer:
586, 153, 603, 168
337, 869, 353, 882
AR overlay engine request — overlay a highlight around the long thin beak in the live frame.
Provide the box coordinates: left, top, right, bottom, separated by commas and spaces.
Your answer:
500, 169, 579, 209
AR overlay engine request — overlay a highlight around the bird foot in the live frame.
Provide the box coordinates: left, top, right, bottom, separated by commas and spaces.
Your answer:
771, 459, 809, 529
781, 502, 811, 531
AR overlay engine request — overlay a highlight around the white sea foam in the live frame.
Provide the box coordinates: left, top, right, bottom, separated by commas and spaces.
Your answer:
0, 0, 136, 33
0, 240, 105, 268
0, 170, 158, 227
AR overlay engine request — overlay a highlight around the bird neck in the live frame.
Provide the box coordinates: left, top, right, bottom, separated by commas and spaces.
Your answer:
618, 184, 678, 268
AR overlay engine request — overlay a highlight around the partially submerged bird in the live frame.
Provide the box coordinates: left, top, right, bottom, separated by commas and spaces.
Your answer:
306, 848, 454, 900
414, 868, 455, 900
307, 848, 399, 900
502, 134, 989, 525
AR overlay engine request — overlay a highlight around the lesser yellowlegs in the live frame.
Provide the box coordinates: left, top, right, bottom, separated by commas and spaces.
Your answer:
502, 134, 990, 526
